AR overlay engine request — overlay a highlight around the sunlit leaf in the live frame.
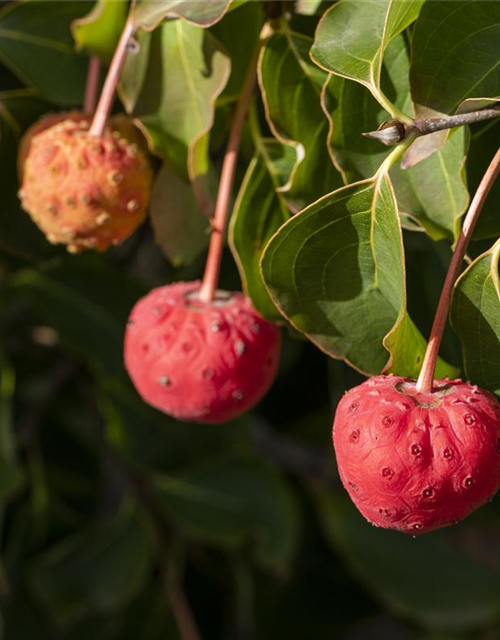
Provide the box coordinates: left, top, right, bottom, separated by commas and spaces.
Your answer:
132, 0, 231, 31
311, 0, 423, 113
72, 0, 128, 62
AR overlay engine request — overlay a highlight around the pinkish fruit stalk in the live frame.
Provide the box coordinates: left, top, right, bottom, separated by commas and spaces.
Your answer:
19, 116, 152, 253
332, 374, 500, 534
124, 281, 281, 424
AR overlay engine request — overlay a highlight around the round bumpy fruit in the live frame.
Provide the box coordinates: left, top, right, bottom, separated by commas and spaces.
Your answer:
333, 375, 500, 534
124, 281, 281, 424
19, 116, 152, 253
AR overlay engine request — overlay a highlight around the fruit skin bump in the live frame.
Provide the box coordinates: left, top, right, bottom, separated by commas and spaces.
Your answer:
18, 116, 152, 253
332, 375, 500, 534
124, 281, 281, 424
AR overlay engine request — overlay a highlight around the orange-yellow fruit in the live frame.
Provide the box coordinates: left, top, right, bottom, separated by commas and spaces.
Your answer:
19, 116, 152, 253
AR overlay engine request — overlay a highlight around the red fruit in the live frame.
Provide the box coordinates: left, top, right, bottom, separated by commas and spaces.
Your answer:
124, 281, 281, 424
19, 116, 152, 253
333, 375, 500, 534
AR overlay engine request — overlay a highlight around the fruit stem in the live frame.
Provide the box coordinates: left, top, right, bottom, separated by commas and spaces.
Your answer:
83, 56, 101, 115
89, 17, 135, 137
197, 44, 261, 303
416, 146, 500, 394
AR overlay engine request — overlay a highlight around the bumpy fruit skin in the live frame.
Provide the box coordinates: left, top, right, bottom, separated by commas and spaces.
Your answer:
333, 375, 500, 534
19, 116, 152, 253
124, 281, 281, 424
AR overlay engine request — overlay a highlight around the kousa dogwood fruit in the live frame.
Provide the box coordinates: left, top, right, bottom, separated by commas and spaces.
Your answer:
18, 115, 152, 252
124, 281, 281, 424
333, 375, 500, 534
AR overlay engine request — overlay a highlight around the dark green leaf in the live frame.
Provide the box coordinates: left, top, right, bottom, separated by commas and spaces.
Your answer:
132, 0, 231, 31
210, 1, 262, 100
72, 0, 129, 62
155, 453, 299, 569
230, 137, 294, 320
150, 163, 209, 267
411, 1, 500, 115
29, 502, 153, 626
450, 240, 500, 394
311, 0, 423, 114
0, 1, 89, 105
0, 90, 54, 260
312, 490, 500, 631
0, 351, 23, 506
8, 256, 145, 376
259, 28, 342, 212
469, 120, 500, 240
261, 175, 456, 377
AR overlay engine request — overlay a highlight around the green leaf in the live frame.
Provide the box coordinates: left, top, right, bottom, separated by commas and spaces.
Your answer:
262, 176, 406, 375
72, 0, 129, 62
132, 0, 231, 31
384, 312, 459, 380
311, 0, 423, 115
259, 28, 342, 212
450, 239, 500, 394
0, 1, 89, 105
121, 20, 230, 191
468, 120, 500, 240
0, 90, 54, 260
261, 174, 457, 378
100, 376, 251, 475
322, 36, 469, 241
230, 136, 294, 320
411, 1, 500, 115
8, 256, 146, 377
155, 453, 299, 569
29, 502, 153, 626
150, 162, 209, 267
0, 351, 23, 506
210, 1, 262, 101
312, 490, 500, 631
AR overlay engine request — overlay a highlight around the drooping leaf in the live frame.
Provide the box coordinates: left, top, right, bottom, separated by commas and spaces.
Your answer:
0, 1, 89, 105
0, 90, 54, 260
150, 162, 209, 267
322, 36, 469, 241
8, 256, 146, 377
259, 28, 342, 212
450, 239, 500, 395
411, 1, 500, 115
120, 20, 230, 195
72, 0, 129, 62
230, 137, 294, 320
261, 175, 457, 378
29, 502, 153, 626
131, 0, 231, 31
311, 0, 423, 113
312, 490, 500, 631
155, 453, 299, 569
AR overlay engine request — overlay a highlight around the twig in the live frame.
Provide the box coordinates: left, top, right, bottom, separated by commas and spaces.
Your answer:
363, 104, 500, 147
83, 56, 101, 115
416, 145, 500, 393
197, 43, 261, 303
164, 560, 203, 640
89, 17, 135, 137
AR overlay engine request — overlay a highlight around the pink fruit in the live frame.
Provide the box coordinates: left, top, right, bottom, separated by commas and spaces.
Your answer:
19, 116, 152, 253
124, 281, 281, 424
332, 375, 500, 534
